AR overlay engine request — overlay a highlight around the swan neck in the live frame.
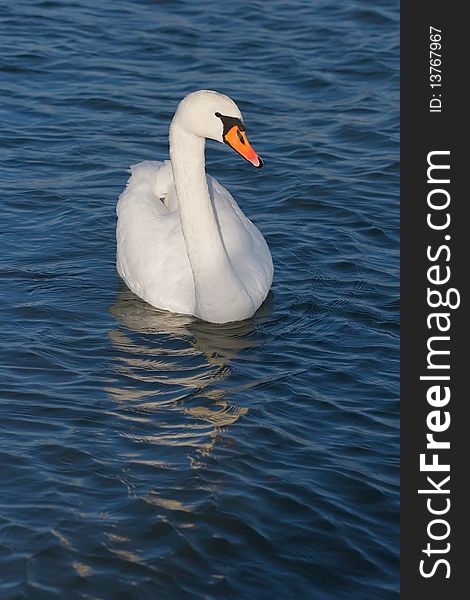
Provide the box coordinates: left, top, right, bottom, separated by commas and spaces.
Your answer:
169, 124, 226, 263
169, 123, 254, 322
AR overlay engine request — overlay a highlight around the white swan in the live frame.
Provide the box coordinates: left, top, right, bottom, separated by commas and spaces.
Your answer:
116, 90, 273, 324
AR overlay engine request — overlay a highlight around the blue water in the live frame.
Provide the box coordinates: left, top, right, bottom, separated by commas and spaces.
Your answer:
0, 1, 399, 598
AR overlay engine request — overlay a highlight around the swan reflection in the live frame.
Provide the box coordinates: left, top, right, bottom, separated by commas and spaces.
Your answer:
107, 285, 272, 455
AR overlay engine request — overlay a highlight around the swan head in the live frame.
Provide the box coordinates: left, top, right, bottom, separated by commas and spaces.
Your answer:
171, 90, 263, 168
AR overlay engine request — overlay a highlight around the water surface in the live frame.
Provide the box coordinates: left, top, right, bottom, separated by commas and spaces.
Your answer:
0, 1, 399, 598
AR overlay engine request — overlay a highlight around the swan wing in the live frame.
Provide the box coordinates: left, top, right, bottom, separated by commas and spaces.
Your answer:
208, 175, 273, 309
116, 161, 196, 315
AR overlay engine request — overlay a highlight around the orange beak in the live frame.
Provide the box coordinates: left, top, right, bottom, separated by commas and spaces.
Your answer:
224, 126, 263, 168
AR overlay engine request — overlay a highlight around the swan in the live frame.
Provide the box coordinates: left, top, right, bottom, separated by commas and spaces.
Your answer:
116, 90, 273, 324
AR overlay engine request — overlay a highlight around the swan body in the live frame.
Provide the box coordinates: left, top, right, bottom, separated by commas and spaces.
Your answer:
116, 90, 273, 324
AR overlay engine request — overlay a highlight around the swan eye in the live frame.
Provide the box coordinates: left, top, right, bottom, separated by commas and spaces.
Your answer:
215, 112, 221, 118
236, 129, 245, 145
